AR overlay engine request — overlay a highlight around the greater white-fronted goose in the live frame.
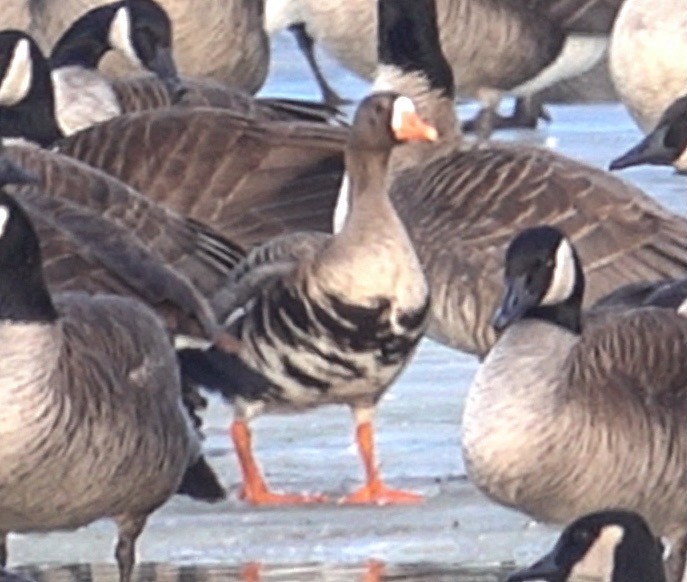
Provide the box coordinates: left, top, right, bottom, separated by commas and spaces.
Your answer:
178, 92, 436, 505
0, 30, 347, 244
507, 510, 667, 582
356, 0, 687, 358
28, 0, 269, 93
462, 225, 687, 582
609, 0, 687, 133
0, 153, 224, 582
266, 0, 622, 136
610, 95, 687, 173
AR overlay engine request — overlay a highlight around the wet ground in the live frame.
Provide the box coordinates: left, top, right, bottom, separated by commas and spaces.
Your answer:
5, 31, 686, 582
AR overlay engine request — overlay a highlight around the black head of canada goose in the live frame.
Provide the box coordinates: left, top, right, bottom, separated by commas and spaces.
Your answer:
508, 510, 667, 582
266, 0, 621, 137
28, 0, 269, 93
462, 225, 687, 582
348, 0, 687, 359
0, 152, 225, 582
178, 92, 437, 505
610, 95, 687, 174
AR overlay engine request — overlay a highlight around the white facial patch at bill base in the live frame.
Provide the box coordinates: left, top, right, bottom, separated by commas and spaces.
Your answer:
108, 6, 144, 68
540, 237, 576, 305
391, 95, 416, 134
569, 525, 625, 582
0, 206, 11, 239
0, 38, 32, 107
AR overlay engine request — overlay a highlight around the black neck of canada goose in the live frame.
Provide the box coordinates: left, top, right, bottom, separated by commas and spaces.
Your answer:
0, 31, 63, 148
49, 0, 183, 100
492, 226, 584, 335
0, 160, 57, 323
508, 510, 667, 582
375, 0, 456, 138
610, 95, 687, 172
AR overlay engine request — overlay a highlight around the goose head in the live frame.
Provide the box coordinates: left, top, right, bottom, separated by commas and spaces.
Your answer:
50, 0, 184, 101
491, 226, 584, 334
0, 31, 63, 147
508, 510, 667, 582
610, 95, 687, 174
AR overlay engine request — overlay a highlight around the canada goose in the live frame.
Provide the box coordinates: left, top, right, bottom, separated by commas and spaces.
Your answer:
178, 92, 436, 505
47, 0, 184, 135
462, 225, 687, 582
0, 29, 347, 244
338, 0, 687, 358
609, 0, 687, 133
28, 0, 269, 93
47, 0, 342, 127
507, 510, 667, 582
266, 0, 621, 136
610, 95, 687, 173
0, 153, 225, 582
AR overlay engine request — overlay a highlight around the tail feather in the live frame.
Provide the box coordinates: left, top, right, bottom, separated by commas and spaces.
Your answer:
177, 456, 226, 502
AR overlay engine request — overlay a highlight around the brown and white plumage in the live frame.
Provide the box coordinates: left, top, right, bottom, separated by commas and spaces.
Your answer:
361, 0, 687, 358
179, 93, 436, 505
462, 226, 687, 582
0, 155, 224, 582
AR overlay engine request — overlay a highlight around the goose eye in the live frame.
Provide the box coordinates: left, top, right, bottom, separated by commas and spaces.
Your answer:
571, 528, 593, 547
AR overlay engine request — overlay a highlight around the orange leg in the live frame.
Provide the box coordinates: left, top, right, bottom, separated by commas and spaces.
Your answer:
338, 421, 422, 505
230, 420, 328, 505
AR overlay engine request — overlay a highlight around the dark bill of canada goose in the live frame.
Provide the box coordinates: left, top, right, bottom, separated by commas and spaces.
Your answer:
178, 93, 436, 505
462, 225, 687, 582
0, 153, 225, 582
508, 510, 667, 582
609, 95, 687, 173
27, 0, 269, 93
266, 0, 621, 137
358, 0, 687, 358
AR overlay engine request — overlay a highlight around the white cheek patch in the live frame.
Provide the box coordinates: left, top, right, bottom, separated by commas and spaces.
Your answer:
0, 206, 11, 239
333, 173, 350, 234
570, 525, 624, 581
391, 95, 416, 134
108, 7, 143, 68
540, 237, 576, 306
0, 38, 32, 107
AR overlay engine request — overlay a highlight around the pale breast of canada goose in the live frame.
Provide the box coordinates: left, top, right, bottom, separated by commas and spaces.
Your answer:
28, 0, 269, 93
507, 510, 667, 582
463, 225, 687, 582
0, 156, 224, 582
177, 92, 435, 506
351, 0, 687, 358
609, 0, 687, 133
